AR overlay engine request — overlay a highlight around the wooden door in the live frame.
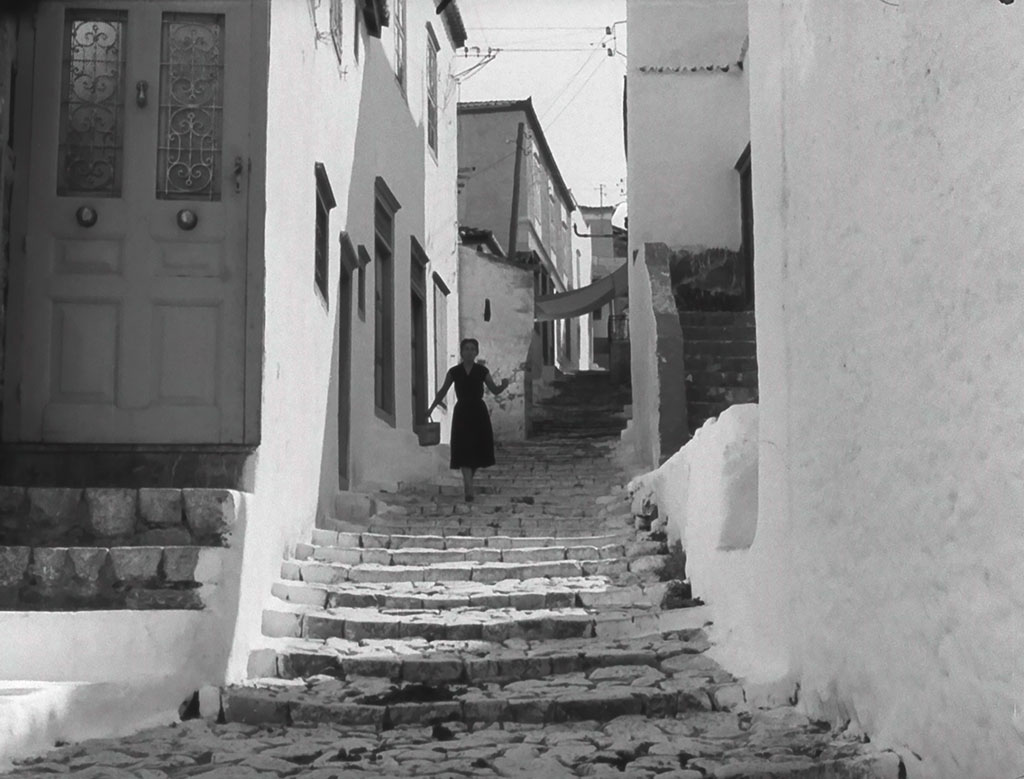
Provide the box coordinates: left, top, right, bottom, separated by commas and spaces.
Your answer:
7, 0, 251, 443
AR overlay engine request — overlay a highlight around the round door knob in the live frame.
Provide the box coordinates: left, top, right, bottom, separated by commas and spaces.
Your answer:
75, 206, 98, 228
176, 209, 199, 231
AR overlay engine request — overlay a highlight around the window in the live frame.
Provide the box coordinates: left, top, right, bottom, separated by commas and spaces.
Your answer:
411, 241, 429, 426
374, 178, 401, 421
426, 27, 439, 155
394, 0, 407, 91
432, 273, 450, 401
594, 305, 603, 320
329, 0, 343, 63
58, 10, 127, 197
314, 163, 336, 304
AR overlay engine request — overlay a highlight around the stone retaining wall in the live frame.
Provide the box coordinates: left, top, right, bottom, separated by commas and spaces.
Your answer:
0, 487, 238, 547
0, 544, 214, 610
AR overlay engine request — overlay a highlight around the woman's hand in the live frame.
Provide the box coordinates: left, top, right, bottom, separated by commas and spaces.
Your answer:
500, 378, 510, 392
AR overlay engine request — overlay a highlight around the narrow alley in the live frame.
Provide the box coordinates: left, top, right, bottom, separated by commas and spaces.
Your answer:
3, 376, 899, 778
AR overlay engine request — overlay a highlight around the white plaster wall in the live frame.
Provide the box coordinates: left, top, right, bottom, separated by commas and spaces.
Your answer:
748, 2, 1024, 776
423, 19, 462, 447
457, 248, 533, 440
626, 0, 750, 467
572, 210, 593, 370
224, 0, 458, 680
626, 248, 660, 467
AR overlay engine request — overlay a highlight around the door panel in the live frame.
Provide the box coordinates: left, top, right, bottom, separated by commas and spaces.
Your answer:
14, 0, 250, 444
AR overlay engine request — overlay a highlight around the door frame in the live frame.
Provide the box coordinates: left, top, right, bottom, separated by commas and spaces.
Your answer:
2, 0, 269, 447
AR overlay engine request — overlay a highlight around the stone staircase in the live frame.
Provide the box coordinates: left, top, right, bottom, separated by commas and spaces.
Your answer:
529, 370, 632, 440
200, 432, 903, 777
679, 310, 759, 435
223, 436, 701, 731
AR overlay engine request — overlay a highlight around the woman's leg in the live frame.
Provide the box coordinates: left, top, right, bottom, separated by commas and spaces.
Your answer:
461, 467, 474, 501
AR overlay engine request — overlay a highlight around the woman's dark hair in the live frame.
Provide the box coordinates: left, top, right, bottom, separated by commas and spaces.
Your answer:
460, 338, 479, 351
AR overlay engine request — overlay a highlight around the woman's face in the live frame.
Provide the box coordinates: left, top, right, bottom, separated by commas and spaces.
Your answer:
460, 342, 479, 361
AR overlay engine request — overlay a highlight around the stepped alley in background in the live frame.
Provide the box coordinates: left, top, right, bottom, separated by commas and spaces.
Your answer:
4, 372, 902, 778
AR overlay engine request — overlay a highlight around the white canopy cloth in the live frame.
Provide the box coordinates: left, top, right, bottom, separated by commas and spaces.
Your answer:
534, 263, 628, 322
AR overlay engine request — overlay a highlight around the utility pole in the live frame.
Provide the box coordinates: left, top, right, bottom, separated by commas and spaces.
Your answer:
596, 183, 606, 207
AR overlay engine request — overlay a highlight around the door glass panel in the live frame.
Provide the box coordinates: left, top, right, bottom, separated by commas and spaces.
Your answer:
57, 10, 127, 197
157, 13, 224, 201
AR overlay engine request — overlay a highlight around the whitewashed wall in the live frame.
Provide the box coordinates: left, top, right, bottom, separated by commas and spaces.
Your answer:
458, 247, 534, 441
749, 2, 1024, 776
626, 0, 750, 467
226, 0, 459, 679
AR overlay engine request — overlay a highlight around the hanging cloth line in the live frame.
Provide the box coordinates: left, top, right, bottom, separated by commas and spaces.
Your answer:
534, 262, 628, 322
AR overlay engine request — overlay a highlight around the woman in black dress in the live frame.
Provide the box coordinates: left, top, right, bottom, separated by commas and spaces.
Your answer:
426, 338, 509, 501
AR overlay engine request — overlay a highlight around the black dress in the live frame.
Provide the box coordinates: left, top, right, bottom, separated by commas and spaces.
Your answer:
448, 363, 496, 470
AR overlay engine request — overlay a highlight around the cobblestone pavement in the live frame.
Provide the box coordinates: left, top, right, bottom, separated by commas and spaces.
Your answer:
3, 375, 903, 778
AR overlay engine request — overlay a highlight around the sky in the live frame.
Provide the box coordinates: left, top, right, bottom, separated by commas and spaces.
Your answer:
454, 0, 628, 213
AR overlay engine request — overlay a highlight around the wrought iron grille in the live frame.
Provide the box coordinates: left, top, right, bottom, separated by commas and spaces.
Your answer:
156, 13, 225, 201
57, 11, 127, 197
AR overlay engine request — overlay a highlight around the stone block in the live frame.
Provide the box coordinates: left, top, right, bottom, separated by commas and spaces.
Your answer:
262, 608, 304, 638
342, 654, 402, 679
30, 547, 70, 586
291, 702, 384, 728
138, 527, 193, 546
0, 486, 26, 516
223, 690, 290, 725
67, 547, 109, 583
247, 648, 280, 678
161, 547, 200, 582
84, 488, 137, 538
304, 613, 350, 640
461, 694, 507, 723
109, 546, 163, 582
278, 651, 342, 679
182, 489, 236, 544
0, 546, 31, 587
126, 588, 202, 609
388, 700, 462, 726
138, 489, 183, 528
402, 656, 464, 684
29, 488, 83, 529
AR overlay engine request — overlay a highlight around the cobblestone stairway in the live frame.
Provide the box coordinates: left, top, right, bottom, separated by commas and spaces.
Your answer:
3, 422, 903, 776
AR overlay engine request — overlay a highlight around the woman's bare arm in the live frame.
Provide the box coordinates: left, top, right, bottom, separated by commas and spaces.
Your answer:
484, 373, 510, 395
426, 373, 454, 416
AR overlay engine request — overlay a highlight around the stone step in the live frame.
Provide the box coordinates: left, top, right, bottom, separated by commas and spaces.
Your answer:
280, 555, 646, 586
248, 629, 709, 685
261, 603, 667, 644
0, 544, 215, 610
269, 575, 670, 612
677, 310, 756, 326
294, 541, 628, 567
362, 523, 631, 540
224, 639, 737, 730
308, 528, 635, 551
685, 369, 759, 388
681, 324, 757, 340
685, 384, 759, 404
682, 355, 759, 372
682, 339, 757, 358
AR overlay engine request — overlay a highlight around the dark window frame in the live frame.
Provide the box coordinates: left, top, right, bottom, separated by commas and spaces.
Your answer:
426, 24, 439, 157
432, 272, 450, 409
393, 0, 407, 93
314, 162, 336, 306
373, 177, 401, 424
357, 244, 371, 321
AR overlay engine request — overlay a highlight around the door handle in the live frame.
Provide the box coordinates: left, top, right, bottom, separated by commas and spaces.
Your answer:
234, 156, 244, 194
